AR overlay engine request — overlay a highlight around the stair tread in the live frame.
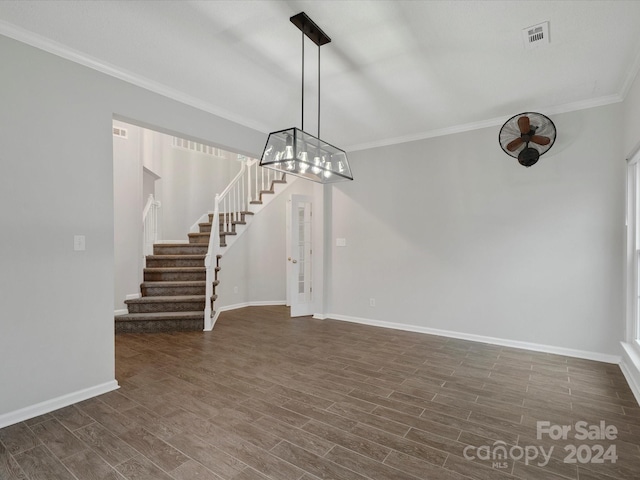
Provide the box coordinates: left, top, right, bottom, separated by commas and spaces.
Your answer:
154, 242, 199, 246
126, 295, 204, 304
141, 281, 205, 286
144, 267, 205, 272
202, 220, 247, 225
115, 311, 203, 321
146, 254, 206, 259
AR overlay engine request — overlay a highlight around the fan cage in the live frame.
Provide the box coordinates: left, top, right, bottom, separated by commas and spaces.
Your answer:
499, 112, 557, 159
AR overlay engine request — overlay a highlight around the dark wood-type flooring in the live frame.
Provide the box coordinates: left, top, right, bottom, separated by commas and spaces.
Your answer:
2, 305, 640, 479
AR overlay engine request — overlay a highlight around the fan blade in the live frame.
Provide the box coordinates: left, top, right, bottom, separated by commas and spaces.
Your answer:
530, 135, 551, 146
518, 116, 530, 134
506, 137, 524, 152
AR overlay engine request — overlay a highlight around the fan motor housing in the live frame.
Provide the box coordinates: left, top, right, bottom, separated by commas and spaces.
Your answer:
518, 147, 540, 167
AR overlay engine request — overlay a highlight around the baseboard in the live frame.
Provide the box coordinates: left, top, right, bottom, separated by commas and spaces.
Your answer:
0, 380, 119, 429
620, 342, 640, 405
325, 313, 621, 365
114, 308, 128, 316
216, 300, 287, 313
125, 293, 141, 301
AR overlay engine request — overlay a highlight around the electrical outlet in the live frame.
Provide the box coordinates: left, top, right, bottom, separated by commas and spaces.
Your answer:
369, 298, 376, 307
73, 235, 86, 251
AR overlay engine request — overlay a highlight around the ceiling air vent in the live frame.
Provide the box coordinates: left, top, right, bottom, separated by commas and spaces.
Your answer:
113, 126, 128, 138
522, 21, 550, 50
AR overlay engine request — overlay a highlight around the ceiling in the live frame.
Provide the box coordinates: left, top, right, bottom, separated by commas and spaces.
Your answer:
2, 0, 640, 152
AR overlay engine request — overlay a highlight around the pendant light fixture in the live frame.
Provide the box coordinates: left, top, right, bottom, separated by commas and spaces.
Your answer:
260, 12, 353, 183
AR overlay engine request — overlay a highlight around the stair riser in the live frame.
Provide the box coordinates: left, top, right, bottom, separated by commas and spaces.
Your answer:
144, 271, 205, 282
116, 319, 203, 334
146, 258, 205, 268
154, 245, 208, 255
199, 224, 237, 234
209, 213, 247, 223
141, 285, 205, 296
188, 234, 210, 244
127, 301, 205, 313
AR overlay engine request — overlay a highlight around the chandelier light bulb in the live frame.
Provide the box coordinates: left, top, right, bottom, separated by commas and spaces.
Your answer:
324, 161, 332, 177
283, 145, 294, 160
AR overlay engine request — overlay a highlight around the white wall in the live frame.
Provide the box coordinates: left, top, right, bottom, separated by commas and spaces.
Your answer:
159, 142, 240, 240
0, 35, 264, 426
216, 178, 314, 309
624, 69, 640, 158
328, 104, 626, 358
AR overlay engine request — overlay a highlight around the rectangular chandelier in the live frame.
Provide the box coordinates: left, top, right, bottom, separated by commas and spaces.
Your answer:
261, 128, 352, 183
260, 12, 353, 184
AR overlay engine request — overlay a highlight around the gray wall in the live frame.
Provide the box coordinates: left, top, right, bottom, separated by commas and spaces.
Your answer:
2, 29, 638, 423
113, 121, 143, 312
328, 104, 626, 357
0, 35, 264, 422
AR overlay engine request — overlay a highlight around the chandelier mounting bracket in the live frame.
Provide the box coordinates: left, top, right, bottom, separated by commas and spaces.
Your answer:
290, 12, 331, 46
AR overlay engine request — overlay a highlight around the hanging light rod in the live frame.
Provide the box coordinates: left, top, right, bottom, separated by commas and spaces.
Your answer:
290, 12, 331, 46
259, 11, 353, 184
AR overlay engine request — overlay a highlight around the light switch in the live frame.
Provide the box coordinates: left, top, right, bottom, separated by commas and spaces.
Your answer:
74, 235, 86, 251
336, 238, 347, 247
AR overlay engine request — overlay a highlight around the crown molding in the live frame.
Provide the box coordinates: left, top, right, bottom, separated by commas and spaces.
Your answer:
345, 93, 624, 152
0, 20, 267, 134
0, 19, 634, 154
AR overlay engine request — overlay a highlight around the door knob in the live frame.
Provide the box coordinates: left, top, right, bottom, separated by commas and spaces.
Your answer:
292, 260, 297, 263
288, 257, 291, 261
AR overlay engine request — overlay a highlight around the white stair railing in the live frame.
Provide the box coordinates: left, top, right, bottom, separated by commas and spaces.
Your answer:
204, 158, 250, 330
142, 194, 161, 266
203, 157, 287, 330
246, 157, 280, 204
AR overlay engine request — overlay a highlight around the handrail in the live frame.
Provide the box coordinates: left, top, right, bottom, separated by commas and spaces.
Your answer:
203, 196, 220, 329
204, 157, 250, 329
142, 194, 161, 266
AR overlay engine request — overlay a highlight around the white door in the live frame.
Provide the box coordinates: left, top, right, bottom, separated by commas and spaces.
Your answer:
288, 195, 314, 317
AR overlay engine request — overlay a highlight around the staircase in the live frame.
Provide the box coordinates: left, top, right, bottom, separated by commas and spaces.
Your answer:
115, 159, 288, 333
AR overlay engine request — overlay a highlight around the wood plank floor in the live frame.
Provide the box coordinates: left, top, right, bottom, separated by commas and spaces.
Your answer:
2, 305, 640, 479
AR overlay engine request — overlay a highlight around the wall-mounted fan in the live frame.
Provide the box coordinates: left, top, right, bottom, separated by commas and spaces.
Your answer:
499, 112, 556, 167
